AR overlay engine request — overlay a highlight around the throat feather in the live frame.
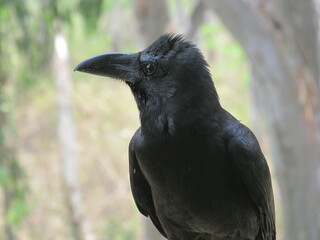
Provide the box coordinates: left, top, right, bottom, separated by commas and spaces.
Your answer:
142, 112, 175, 135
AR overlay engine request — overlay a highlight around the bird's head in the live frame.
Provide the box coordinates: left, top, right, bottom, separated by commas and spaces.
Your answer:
75, 34, 220, 131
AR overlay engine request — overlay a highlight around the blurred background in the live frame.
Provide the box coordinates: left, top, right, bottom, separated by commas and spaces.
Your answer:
0, 0, 319, 240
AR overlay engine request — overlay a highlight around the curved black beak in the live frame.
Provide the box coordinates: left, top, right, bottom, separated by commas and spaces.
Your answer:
74, 52, 138, 83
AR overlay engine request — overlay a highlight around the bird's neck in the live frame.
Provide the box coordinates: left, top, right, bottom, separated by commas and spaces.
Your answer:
139, 87, 221, 137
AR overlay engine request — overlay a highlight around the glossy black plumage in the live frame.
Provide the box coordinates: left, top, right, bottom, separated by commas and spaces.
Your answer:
75, 34, 276, 240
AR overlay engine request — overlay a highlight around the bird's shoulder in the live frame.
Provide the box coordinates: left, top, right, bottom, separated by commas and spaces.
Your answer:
221, 111, 261, 154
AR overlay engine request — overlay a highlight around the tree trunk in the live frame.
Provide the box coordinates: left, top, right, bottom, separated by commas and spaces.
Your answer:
207, 0, 320, 240
134, 0, 169, 45
52, 31, 94, 240
185, 0, 206, 40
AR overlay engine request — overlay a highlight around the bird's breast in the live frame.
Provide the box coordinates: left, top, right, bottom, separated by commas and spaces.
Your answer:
135, 133, 226, 187
134, 132, 258, 235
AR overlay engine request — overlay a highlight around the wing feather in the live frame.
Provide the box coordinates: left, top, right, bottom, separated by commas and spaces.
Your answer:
228, 127, 276, 240
129, 130, 167, 238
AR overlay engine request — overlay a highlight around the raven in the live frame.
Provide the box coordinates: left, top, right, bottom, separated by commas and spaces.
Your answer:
75, 34, 275, 240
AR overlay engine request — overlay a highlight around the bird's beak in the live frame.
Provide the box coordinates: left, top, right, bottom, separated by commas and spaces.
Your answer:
74, 52, 138, 83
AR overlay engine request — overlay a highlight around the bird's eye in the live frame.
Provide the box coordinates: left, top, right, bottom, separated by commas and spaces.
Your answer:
142, 63, 157, 76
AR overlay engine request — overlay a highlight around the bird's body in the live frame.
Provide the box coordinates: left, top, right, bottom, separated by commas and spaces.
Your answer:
75, 34, 275, 240
131, 115, 258, 239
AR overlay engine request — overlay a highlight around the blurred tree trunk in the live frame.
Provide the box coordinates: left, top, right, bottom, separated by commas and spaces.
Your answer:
185, 0, 206, 40
52, 30, 94, 240
134, 1, 168, 239
134, 0, 169, 45
207, 0, 320, 240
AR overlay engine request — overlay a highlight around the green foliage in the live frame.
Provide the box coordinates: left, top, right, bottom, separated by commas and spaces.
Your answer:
167, 0, 192, 20
104, 218, 136, 240
0, 0, 105, 91
5, 190, 31, 226
0, 167, 8, 186
201, 22, 249, 85
0, 0, 49, 90
200, 21, 250, 125
79, 0, 104, 33
0, 154, 30, 227
103, 0, 114, 10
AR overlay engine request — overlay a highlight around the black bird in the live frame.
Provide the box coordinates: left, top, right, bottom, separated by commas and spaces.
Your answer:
75, 34, 275, 240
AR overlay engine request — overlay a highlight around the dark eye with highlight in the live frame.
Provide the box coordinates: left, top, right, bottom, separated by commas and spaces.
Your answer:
142, 63, 157, 76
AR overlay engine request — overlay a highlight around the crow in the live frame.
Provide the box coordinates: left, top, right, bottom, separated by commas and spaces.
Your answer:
75, 34, 275, 240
